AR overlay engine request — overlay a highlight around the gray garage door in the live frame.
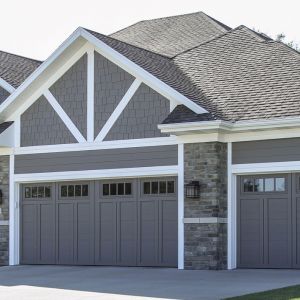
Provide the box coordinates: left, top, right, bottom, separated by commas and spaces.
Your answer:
238, 173, 300, 268
20, 177, 178, 267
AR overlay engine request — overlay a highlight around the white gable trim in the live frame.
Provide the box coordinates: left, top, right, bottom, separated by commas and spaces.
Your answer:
44, 90, 86, 143
87, 46, 95, 142
0, 78, 15, 94
81, 29, 207, 115
95, 78, 142, 142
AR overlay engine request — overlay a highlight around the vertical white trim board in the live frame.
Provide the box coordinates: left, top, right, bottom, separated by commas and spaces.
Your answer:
87, 48, 95, 142
178, 143, 184, 269
44, 90, 86, 143
95, 78, 142, 142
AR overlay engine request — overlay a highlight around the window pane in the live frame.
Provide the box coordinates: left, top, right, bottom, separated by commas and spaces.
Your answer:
254, 179, 264, 192
82, 185, 88, 196
159, 181, 166, 194
75, 185, 82, 197
68, 185, 74, 197
110, 184, 117, 195
144, 182, 150, 194
45, 186, 51, 198
125, 183, 132, 195
167, 181, 175, 193
38, 186, 44, 198
32, 187, 38, 198
275, 178, 285, 192
103, 184, 109, 196
151, 182, 158, 194
25, 187, 31, 198
243, 179, 254, 192
61, 186, 67, 197
265, 178, 274, 192
118, 183, 124, 195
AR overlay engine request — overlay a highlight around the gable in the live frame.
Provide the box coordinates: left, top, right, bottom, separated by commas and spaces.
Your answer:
94, 52, 134, 138
21, 95, 77, 146
104, 83, 170, 141
49, 54, 87, 138
0, 87, 10, 104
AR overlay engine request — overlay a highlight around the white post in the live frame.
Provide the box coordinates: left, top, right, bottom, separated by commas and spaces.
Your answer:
178, 143, 184, 269
9, 154, 16, 265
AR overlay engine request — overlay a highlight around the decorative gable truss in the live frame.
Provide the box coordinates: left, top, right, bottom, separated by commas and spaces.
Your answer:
0, 28, 207, 148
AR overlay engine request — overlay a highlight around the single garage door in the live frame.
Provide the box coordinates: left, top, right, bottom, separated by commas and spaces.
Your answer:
238, 173, 300, 268
20, 177, 178, 267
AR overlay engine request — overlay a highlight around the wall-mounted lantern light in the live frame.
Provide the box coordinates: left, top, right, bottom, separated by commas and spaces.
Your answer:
0, 190, 3, 205
184, 181, 200, 198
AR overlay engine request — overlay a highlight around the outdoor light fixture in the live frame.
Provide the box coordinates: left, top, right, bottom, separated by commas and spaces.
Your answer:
184, 181, 200, 198
0, 190, 3, 205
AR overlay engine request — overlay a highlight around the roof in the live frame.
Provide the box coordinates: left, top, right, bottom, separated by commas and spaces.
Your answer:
0, 121, 13, 134
110, 11, 230, 57
0, 51, 42, 88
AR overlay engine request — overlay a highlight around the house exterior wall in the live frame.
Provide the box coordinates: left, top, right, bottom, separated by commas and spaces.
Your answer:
184, 142, 227, 270
105, 83, 170, 141
0, 156, 9, 265
94, 52, 135, 138
21, 96, 77, 146
232, 137, 300, 164
0, 87, 10, 104
49, 55, 87, 138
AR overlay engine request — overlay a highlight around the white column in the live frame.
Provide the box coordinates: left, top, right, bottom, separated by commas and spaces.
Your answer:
178, 143, 184, 269
87, 48, 95, 142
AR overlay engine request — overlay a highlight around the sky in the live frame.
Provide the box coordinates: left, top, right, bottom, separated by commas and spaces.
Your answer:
0, 0, 299, 60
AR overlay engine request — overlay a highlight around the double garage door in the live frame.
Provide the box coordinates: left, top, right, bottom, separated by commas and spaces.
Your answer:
20, 177, 178, 267
238, 173, 300, 268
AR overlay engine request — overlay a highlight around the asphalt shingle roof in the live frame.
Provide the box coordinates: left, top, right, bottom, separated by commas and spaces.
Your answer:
0, 51, 42, 88
110, 12, 230, 58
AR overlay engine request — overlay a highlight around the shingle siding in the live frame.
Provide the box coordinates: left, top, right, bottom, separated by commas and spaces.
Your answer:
0, 87, 10, 104
94, 52, 134, 138
21, 95, 77, 146
105, 83, 170, 141
50, 55, 87, 138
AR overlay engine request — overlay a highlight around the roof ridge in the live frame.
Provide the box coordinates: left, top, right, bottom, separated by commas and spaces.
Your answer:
0, 50, 42, 64
85, 28, 172, 60
137, 11, 205, 23
200, 12, 231, 32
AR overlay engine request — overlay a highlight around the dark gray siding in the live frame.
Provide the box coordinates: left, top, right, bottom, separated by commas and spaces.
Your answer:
232, 138, 300, 164
0, 87, 10, 104
50, 55, 87, 138
21, 96, 77, 146
94, 52, 134, 138
15, 145, 178, 174
105, 83, 170, 141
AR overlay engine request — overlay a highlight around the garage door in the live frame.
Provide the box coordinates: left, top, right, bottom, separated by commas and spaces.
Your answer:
20, 177, 178, 267
238, 173, 300, 268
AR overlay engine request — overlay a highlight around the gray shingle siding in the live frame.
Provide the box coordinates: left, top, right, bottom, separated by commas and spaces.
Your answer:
0, 87, 10, 104
105, 83, 170, 141
94, 52, 134, 138
21, 96, 77, 146
50, 55, 87, 138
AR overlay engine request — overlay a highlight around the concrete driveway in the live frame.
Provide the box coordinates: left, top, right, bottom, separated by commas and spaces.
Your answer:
0, 266, 300, 300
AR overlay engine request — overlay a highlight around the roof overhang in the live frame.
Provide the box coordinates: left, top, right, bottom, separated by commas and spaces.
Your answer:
0, 27, 207, 122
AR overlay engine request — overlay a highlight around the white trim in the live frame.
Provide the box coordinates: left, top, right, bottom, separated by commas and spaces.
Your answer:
232, 161, 300, 174
183, 217, 227, 224
43, 90, 86, 143
14, 136, 178, 155
14, 165, 178, 183
0, 78, 15, 94
0, 220, 9, 225
177, 143, 184, 270
14, 116, 20, 148
87, 47, 95, 142
95, 79, 142, 142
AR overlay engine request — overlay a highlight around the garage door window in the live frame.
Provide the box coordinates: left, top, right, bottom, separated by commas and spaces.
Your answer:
25, 186, 51, 198
143, 180, 175, 195
103, 183, 132, 196
243, 177, 286, 193
61, 184, 88, 197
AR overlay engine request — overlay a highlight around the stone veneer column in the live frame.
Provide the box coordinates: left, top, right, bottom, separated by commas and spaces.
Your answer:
184, 142, 227, 270
0, 156, 9, 265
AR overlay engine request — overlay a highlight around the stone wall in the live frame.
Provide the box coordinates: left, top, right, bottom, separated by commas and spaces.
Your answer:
184, 142, 227, 270
0, 156, 9, 265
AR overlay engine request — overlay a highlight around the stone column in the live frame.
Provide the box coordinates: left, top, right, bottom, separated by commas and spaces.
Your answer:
0, 156, 9, 265
184, 142, 227, 270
